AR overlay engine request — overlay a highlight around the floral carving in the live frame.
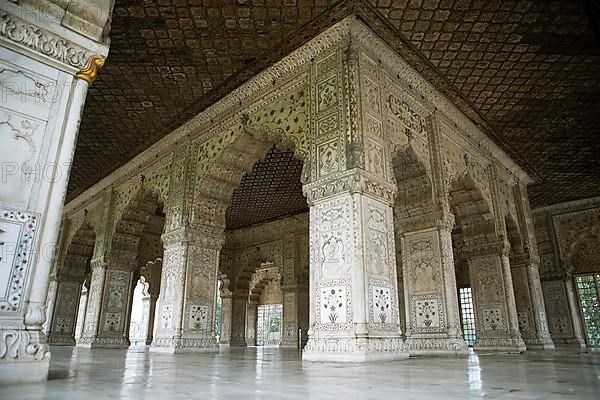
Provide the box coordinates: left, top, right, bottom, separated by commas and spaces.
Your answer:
320, 287, 346, 324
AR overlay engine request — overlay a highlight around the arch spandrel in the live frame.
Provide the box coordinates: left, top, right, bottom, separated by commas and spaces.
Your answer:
566, 224, 600, 276
109, 183, 164, 258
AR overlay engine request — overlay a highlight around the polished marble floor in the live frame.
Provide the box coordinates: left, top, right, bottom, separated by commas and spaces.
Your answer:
2, 346, 599, 399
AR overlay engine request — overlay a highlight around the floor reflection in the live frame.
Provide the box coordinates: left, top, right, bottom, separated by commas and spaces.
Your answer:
3, 346, 599, 400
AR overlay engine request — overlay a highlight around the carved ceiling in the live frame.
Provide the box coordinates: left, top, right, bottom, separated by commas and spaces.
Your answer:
69, 0, 600, 211
225, 147, 307, 230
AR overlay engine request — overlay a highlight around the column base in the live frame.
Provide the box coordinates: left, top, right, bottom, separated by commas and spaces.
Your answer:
406, 337, 468, 356
150, 336, 219, 353
474, 337, 526, 353
77, 336, 130, 349
47, 335, 76, 346
302, 337, 409, 362
0, 358, 50, 384
0, 329, 51, 384
552, 338, 587, 350
522, 335, 555, 350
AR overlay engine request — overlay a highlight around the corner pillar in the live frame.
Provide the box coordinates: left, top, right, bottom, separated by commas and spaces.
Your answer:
302, 171, 408, 362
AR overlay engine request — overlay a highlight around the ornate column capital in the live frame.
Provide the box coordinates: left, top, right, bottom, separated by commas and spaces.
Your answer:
76, 56, 105, 85
462, 239, 510, 259
395, 209, 455, 234
161, 224, 225, 249
303, 168, 396, 206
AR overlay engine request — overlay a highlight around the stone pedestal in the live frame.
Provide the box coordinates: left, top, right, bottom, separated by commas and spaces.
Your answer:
151, 226, 222, 353
466, 242, 526, 352
302, 172, 408, 362
398, 213, 468, 355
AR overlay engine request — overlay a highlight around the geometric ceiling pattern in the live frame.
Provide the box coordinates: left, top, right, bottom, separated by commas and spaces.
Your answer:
68, 0, 600, 209
225, 147, 307, 230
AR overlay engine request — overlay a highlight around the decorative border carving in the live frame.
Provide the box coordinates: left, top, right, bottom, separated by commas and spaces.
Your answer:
0, 207, 39, 314
0, 11, 98, 71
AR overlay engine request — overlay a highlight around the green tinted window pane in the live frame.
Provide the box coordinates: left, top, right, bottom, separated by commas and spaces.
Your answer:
575, 274, 600, 347
459, 287, 476, 347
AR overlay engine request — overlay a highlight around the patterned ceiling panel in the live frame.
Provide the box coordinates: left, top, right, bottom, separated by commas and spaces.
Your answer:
68, 0, 600, 209
225, 147, 307, 230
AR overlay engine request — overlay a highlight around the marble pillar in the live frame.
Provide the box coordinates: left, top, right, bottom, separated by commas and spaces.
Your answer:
564, 276, 587, 348
302, 172, 408, 362
398, 213, 467, 355
78, 254, 137, 348
510, 253, 554, 349
151, 226, 222, 353
246, 300, 258, 346
542, 278, 586, 349
146, 295, 158, 346
466, 242, 526, 352
75, 287, 89, 342
281, 288, 300, 347
0, 15, 106, 379
219, 294, 233, 345
47, 278, 84, 345
230, 293, 248, 346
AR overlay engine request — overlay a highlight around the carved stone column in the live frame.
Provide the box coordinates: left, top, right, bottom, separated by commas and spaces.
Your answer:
230, 293, 248, 346
246, 300, 258, 346
465, 241, 526, 352
151, 226, 223, 353
47, 277, 84, 345
0, 2, 109, 378
510, 253, 554, 349
302, 171, 408, 362
143, 295, 156, 346
78, 253, 138, 348
219, 294, 233, 345
75, 286, 89, 342
281, 288, 299, 347
563, 274, 587, 348
397, 212, 467, 355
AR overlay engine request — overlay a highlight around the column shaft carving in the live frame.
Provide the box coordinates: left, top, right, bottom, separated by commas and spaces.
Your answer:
151, 226, 223, 353
465, 241, 526, 352
398, 212, 468, 355
78, 254, 137, 348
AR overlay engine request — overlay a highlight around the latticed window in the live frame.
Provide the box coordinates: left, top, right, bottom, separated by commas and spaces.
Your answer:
459, 287, 476, 347
257, 304, 282, 346
575, 274, 600, 347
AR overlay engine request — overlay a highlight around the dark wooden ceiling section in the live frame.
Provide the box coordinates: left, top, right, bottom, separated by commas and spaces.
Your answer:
70, 0, 600, 214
